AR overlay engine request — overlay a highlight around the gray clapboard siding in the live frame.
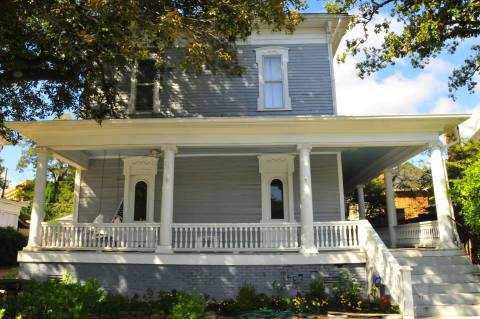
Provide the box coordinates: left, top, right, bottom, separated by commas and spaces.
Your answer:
119, 44, 334, 117
172, 156, 262, 223
78, 159, 125, 222
77, 154, 341, 223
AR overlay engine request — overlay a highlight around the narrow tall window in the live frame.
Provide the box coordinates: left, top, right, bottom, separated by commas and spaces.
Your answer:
270, 179, 285, 220
135, 60, 155, 112
263, 57, 284, 109
134, 181, 147, 221
256, 47, 291, 111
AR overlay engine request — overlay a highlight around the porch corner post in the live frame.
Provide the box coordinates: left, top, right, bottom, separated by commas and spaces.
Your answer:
430, 141, 456, 248
26, 147, 49, 249
297, 144, 317, 254
356, 184, 366, 220
157, 145, 177, 253
384, 168, 397, 248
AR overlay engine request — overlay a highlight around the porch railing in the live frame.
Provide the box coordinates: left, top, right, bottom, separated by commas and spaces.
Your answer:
39, 221, 363, 251
395, 220, 439, 247
41, 222, 160, 250
313, 221, 360, 250
172, 223, 300, 251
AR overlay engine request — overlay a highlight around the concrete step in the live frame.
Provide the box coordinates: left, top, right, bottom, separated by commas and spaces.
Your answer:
412, 273, 479, 284
396, 255, 472, 266
415, 304, 480, 317
415, 293, 480, 306
391, 248, 464, 258
414, 283, 480, 294
411, 264, 478, 275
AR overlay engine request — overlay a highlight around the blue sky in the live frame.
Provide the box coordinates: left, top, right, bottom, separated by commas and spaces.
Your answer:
1, 0, 479, 185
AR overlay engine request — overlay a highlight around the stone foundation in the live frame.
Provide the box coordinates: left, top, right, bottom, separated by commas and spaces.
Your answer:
19, 262, 366, 298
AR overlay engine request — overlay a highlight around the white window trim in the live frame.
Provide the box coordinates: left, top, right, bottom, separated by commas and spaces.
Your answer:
256, 47, 291, 111
128, 61, 161, 115
123, 156, 158, 222
258, 155, 295, 223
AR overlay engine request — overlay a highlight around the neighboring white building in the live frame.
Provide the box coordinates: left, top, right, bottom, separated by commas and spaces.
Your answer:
6, 13, 477, 319
0, 198, 24, 230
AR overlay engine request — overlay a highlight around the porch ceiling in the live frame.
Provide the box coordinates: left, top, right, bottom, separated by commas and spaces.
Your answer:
341, 145, 424, 193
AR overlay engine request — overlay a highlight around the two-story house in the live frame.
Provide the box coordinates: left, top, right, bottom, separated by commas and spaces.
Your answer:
7, 13, 476, 318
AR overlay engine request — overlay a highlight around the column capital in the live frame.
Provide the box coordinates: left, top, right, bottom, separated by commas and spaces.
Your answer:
383, 167, 393, 175
356, 184, 365, 189
161, 145, 177, 153
428, 140, 444, 150
297, 144, 312, 152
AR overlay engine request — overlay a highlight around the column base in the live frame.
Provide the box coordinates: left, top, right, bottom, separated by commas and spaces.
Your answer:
23, 244, 42, 252
300, 246, 318, 255
438, 240, 457, 249
155, 246, 173, 254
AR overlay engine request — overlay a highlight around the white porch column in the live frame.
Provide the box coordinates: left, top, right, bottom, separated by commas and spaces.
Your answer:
298, 144, 317, 254
384, 168, 397, 248
157, 145, 177, 253
27, 148, 49, 249
356, 184, 366, 220
430, 141, 456, 248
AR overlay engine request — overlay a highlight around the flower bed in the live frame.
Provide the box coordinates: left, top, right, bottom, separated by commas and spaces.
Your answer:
0, 269, 399, 319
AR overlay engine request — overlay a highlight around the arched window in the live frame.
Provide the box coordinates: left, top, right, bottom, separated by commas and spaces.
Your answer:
134, 181, 148, 221
270, 179, 285, 220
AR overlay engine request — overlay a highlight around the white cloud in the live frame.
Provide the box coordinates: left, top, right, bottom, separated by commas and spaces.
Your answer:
331, 14, 472, 116
334, 57, 449, 115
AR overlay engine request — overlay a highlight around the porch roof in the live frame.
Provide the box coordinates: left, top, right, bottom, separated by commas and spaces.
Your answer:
7, 114, 469, 149
7, 114, 469, 188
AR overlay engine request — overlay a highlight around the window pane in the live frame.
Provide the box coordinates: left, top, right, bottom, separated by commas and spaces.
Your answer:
137, 60, 156, 84
264, 57, 282, 81
134, 181, 147, 221
264, 82, 284, 109
270, 179, 285, 219
135, 85, 154, 111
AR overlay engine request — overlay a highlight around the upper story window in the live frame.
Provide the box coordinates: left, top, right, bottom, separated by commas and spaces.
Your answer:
129, 59, 160, 114
256, 47, 291, 111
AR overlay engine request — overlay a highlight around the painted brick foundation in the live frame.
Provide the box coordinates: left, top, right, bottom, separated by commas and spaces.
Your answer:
19, 262, 366, 298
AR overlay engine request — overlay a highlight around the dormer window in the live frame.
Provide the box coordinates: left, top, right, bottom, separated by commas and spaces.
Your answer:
256, 47, 291, 111
129, 59, 161, 114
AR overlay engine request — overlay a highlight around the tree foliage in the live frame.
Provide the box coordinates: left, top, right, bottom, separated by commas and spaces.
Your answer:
448, 140, 480, 233
451, 158, 480, 232
0, 158, 8, 193
0, 0, 305, 140
325, 0, 480, 98
16, 141, 75, 221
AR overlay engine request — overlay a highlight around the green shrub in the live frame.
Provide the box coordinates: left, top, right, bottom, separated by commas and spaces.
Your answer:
0, 227, 27, 266
235, 283, 258, 312
269, 296, 290, 311
307, 278, 327, 299
332, 268, 363, 311
95, 293, 131, 318
170, 291, 207, 319
157, 290, 179, 314
8, 273, 105, 319
211, 298, 237, 316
